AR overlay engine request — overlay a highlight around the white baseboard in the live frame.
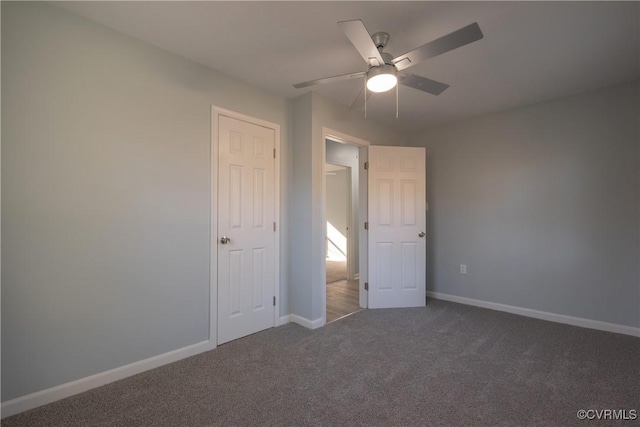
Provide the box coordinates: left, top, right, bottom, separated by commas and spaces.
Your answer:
427, 291, 640, 338
289, 314, 324, 329
310, 317, 325, 329
1, 340, 217, 419
278, 314, 291, 326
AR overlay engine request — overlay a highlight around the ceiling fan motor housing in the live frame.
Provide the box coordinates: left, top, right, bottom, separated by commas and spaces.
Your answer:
368, 64, 397, 78
367, 33, 397, 92
371, 33, 394, 67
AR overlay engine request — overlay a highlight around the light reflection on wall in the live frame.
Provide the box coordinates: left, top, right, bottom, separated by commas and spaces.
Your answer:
326, 221, 347, 261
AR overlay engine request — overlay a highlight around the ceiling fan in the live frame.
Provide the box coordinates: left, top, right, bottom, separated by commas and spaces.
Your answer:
293, 19, 484, 111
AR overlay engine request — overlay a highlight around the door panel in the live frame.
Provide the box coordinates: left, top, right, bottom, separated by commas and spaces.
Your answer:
368, 146, 426, 308
218, 115, 275, 344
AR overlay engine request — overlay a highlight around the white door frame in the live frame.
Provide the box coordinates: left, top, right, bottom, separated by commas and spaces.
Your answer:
321, 127, 370, 324
211, 106, 281, 345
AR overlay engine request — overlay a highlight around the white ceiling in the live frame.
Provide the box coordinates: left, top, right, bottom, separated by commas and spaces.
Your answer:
58, 1, 639, 132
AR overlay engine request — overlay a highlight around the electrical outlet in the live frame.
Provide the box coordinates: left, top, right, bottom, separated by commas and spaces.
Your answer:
460, 264, 467, 274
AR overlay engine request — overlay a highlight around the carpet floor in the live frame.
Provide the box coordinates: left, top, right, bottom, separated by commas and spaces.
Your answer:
3, 299, 639, 426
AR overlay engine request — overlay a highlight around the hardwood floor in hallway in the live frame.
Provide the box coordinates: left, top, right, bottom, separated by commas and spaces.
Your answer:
326, 278, 360, 323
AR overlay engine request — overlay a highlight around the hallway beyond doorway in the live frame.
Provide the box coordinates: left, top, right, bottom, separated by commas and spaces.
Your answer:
326, 279, 361, 323
326, 259, 347, 284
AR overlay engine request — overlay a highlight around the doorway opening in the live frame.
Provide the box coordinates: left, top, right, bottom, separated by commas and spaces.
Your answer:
325, 164, 349, 283
320, 128, 427, 327
325, 139, 363, 323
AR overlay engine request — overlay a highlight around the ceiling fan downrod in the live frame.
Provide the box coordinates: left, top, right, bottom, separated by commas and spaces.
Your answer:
371, 32, 390, 51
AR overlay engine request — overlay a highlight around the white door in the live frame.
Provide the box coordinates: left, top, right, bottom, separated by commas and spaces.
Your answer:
218, 115, 276, 344
368, 146, 426, 308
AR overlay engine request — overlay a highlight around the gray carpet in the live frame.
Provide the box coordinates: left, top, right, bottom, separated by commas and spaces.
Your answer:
3, 300, 639, 426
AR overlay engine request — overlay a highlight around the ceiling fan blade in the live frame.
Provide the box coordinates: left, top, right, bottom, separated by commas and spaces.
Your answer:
399, 74, 450, 95
293, 71, 366, 89
392, 22, 484, 71
338, 20, 385, 67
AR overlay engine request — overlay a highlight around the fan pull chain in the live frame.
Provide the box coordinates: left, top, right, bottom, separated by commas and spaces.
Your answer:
364, 77, 367, 119
396, 83, 399, 119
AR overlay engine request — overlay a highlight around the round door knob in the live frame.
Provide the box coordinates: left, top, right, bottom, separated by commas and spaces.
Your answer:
220, 236, 231, 244
418, 232, 426, 238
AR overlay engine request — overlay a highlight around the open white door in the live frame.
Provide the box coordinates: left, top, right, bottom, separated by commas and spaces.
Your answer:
217, 114, 276, 344
368, 146, 426, 308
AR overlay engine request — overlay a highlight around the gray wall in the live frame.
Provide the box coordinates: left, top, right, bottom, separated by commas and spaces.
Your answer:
290, 93, 314, 320
2, 2, 291, 401
407, 81, 640, 328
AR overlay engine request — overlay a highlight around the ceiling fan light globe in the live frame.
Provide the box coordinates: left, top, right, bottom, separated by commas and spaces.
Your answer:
367, 74, 397, 92
366, 65, 398, 92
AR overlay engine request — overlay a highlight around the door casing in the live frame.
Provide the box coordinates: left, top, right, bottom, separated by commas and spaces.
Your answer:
211, 106, 281, 345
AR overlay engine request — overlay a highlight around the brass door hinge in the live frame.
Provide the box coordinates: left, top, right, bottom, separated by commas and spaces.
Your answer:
364, 282, 369, 291
364, 222, 369, 230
